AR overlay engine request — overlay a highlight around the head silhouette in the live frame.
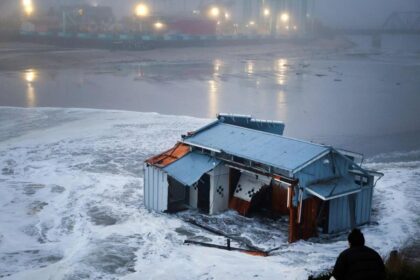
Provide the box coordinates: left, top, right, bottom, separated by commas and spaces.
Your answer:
348, 228, 365, 247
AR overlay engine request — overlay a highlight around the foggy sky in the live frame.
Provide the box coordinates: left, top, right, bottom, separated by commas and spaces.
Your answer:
315, 0, 420, 29
1, 0, 420, 29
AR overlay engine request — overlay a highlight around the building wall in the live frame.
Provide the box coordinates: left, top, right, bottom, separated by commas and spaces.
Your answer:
144, 163, 168, 212
296, 151, 374, 234
209, 164, 230, 215
296, 151, 351, 203
328, 186, 373, 233
189, 184, 198, 208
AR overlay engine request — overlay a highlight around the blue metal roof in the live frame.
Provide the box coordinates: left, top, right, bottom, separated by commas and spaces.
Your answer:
163, 152, 220, 186
306, 177, 361, 200
183, 123, 329, 174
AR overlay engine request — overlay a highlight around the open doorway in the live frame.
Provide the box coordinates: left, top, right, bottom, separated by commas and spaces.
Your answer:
197, 174, 210, 213
248, 183, 289, 219
167, 176, 189, 212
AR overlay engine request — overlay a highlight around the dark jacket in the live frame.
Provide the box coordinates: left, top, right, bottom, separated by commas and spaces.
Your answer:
332, 245, 385, 280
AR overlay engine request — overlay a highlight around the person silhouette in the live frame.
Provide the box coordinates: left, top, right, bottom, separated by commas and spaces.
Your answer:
331, 228, 385, 280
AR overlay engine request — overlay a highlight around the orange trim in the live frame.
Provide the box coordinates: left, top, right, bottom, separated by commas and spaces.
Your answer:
145, 142, 190, 167
241, 250, 268, 257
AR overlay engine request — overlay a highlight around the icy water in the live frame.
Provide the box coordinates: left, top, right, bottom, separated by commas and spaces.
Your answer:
1, 35, 420, 155
0, 108, 419, 280
0, 35, 419, 279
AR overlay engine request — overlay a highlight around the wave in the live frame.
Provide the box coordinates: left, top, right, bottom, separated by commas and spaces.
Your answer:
0, 107, 418, 280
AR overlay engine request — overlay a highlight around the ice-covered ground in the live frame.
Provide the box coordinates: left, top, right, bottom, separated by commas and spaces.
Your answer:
0, 107, 419, 280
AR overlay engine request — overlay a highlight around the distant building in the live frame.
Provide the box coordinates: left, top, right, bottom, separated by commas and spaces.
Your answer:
144, 114, 382, 242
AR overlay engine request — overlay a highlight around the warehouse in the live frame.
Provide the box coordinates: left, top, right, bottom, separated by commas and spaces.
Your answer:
144, 114, 382, 242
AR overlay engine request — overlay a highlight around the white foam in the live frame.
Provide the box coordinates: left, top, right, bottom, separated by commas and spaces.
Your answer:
0, 107, 418, 279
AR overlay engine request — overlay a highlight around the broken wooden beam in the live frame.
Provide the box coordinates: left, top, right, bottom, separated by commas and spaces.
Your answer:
184, 239, 268, 257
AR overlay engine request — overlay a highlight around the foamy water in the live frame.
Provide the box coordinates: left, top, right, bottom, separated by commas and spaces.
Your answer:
0, 107, 418, 280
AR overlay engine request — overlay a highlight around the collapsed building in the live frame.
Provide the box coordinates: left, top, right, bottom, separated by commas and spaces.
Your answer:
144, 114, 382, 242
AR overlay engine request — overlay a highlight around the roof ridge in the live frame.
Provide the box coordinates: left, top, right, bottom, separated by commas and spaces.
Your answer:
219, 123, 327, 148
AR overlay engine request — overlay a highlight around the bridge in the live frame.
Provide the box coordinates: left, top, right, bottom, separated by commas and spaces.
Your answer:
338, 12, 420, 35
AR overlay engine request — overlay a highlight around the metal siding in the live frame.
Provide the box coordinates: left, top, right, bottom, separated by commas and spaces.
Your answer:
144, 165, 168, 212
328, 196, 351, 233
184, 123, 329, 172
297, 152, 372, 234
152, 167, 157, 209
298, 153, 352, 199
297, 153, 336, 202
355, 187, 373, 225
144, 164, 149, 208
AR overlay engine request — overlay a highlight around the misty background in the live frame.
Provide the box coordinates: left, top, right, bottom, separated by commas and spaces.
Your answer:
1, 0, 419, 29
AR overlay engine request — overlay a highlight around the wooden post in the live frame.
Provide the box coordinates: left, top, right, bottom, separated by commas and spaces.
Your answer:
288, 186, 298, 243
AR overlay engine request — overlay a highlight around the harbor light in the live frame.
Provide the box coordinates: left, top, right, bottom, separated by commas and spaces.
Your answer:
263, 8, 270, 17
135, 3, 150, 17
225, 12, 230, 20
280, 12, 289, 23
249, 21, 255, 26
209, 6, 220, 18
154, 21, 164, 30
22, 0, 34, 16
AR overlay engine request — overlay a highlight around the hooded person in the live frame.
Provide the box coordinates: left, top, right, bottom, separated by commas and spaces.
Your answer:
331, 228, 385, 280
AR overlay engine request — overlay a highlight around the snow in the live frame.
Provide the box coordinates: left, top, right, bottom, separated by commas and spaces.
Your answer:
0, 107, 419, 280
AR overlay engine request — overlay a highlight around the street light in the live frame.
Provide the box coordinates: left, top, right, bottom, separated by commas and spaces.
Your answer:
208, 6, 220, 19
154, 21, 165, 30
263, 8, 270, 17
135, 3, 150, 18
280, 12, 289, 23
224, 12, 230, 20
22, 0, 34, 16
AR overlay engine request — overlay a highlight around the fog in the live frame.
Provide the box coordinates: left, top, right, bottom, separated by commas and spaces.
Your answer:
1, 1, 420, 280
315, 0, 420, 29
1, 0, 419, 29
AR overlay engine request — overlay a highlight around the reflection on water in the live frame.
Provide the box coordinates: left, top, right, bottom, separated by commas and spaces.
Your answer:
26, 84, 36, 107
275, 59, 288, 86
208, 79, 218, 117
246, 60, 254, 76
213, 59, 223, 77
24, 69, 38, 107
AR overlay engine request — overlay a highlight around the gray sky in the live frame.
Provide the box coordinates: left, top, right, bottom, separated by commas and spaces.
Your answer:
1, 0, 420, 29
314, 0, 420, 28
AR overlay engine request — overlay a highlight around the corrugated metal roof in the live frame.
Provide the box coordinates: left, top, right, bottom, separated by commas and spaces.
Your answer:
183, 123, 329, 174
163, 152, 220, 186
145, 142, 190, 167
306, 176, 361, 201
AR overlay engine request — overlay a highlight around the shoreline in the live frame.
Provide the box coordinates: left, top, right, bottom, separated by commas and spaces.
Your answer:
0, 37, 353, 71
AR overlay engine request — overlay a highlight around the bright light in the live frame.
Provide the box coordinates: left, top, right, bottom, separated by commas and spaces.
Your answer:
280, 12, 289, 23
209, 6, 220, 18
135, 3, 149, 17
24, 69, 37, 83
249, 21, 255, 26
224, 12, 230, 20
22, 0, 34, 16
263, 8, 270, 17
154, 21, 164, 30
